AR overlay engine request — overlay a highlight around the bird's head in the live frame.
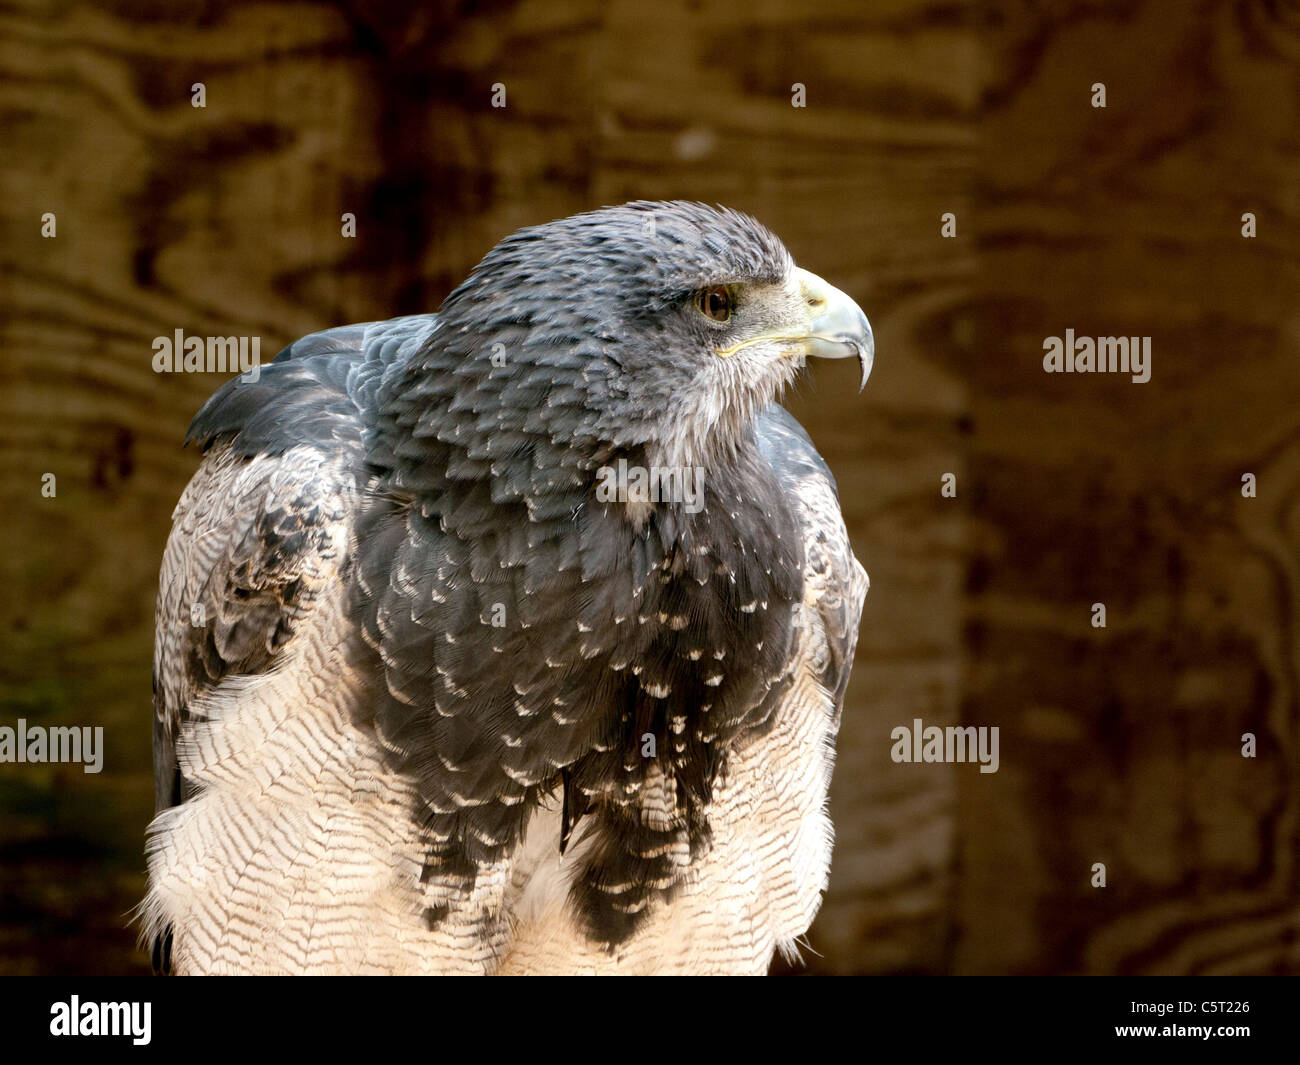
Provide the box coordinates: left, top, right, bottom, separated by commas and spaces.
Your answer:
432, 201, 872, 472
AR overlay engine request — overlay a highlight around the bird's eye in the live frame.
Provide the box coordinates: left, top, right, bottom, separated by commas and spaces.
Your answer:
695, 286, 734, 323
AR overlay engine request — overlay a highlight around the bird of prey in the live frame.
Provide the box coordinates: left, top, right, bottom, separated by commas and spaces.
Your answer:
141, 201, 870, 975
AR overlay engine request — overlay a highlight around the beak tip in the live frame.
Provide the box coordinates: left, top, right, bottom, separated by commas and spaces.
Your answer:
857, 323, 874, 393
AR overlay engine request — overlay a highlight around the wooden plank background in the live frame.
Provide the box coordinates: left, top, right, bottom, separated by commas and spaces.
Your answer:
0, 0, 1294, 974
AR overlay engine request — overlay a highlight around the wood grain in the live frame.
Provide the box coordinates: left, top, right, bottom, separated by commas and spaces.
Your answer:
955, 0, 1300, 974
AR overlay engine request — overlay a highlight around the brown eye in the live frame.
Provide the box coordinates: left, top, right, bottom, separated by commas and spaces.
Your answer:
695, 285, 734, 323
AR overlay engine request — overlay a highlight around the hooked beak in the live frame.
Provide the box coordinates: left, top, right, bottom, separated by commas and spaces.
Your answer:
714, 266, 874, 392
796, 267, 873, 392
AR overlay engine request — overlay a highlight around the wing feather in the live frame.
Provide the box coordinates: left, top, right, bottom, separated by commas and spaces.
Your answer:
756, 403, 867, 718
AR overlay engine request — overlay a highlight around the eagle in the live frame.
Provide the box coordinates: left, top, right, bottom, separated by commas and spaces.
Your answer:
141, 201, 871, 975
